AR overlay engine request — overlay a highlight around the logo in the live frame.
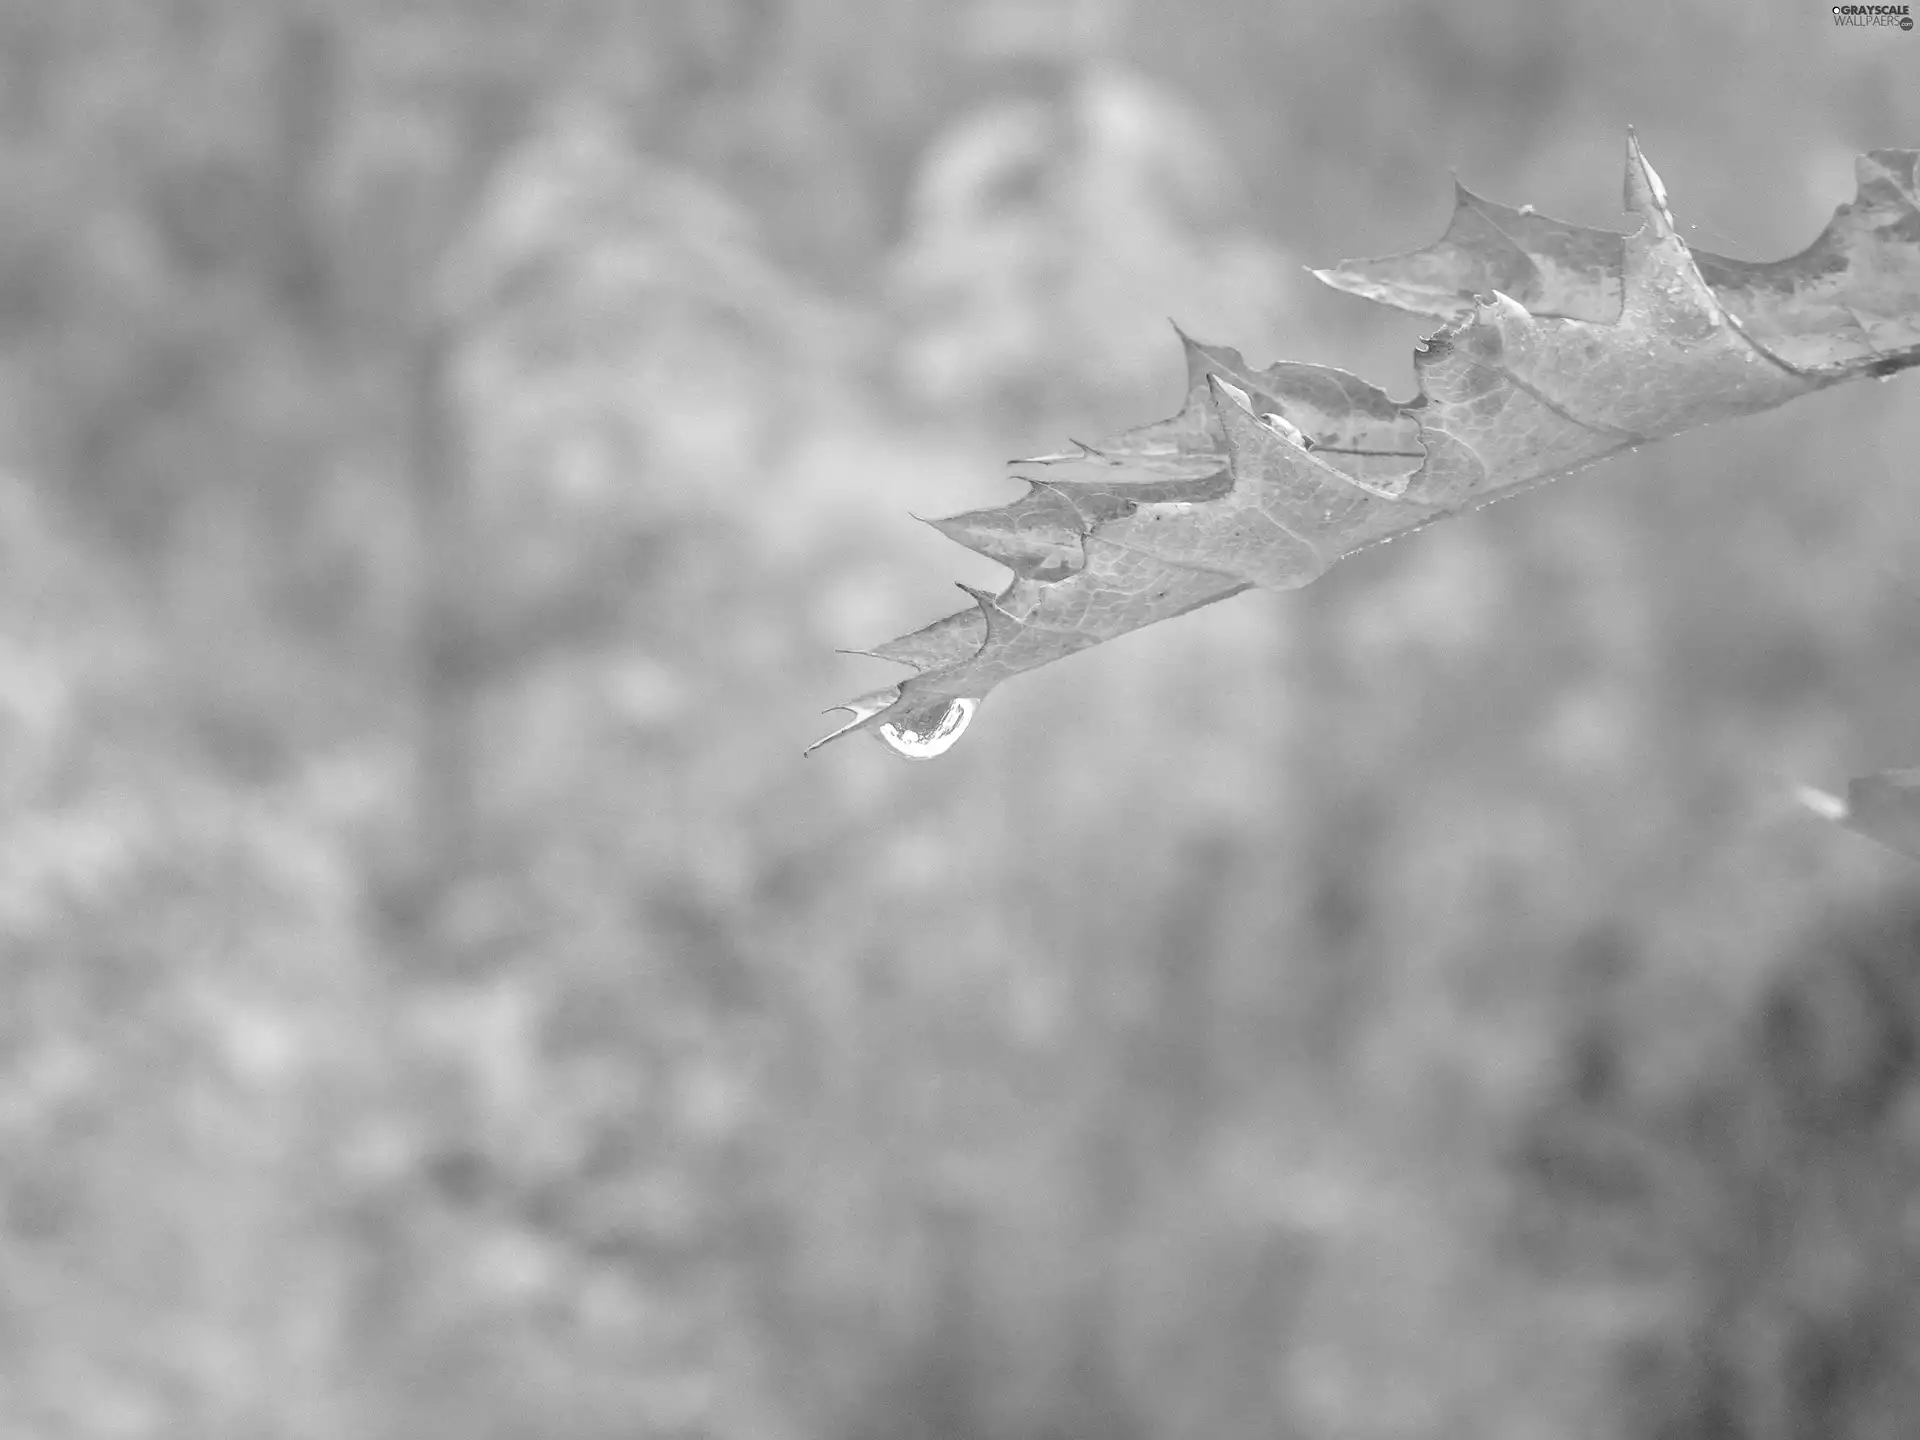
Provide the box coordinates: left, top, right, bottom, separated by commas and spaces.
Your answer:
1833, 3, 1914, 25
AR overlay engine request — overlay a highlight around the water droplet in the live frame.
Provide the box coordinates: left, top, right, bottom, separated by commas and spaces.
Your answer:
1260, 411, 1307, 447
876, 697, 978, 759
1213, 378, 1255, 413
1794, 784, 1848, 823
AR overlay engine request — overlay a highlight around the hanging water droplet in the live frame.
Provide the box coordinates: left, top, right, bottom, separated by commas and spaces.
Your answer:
876, 697, 978, 759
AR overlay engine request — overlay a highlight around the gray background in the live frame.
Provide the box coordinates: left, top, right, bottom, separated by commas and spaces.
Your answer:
2, 2, 1919, 1437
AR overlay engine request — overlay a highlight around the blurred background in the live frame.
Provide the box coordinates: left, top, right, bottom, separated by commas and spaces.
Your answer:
3, 1, 1920, 1437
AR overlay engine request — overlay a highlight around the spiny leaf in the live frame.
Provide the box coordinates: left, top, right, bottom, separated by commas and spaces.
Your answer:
1315, 133, 1920, 375
815, 133, 1920, 759
1012, 324, 1422, 495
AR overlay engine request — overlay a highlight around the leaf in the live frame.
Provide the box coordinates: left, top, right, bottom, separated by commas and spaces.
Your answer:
1797, 771, 1920, 863
1314, 143, 1920, 375
814, 133, 1920, 759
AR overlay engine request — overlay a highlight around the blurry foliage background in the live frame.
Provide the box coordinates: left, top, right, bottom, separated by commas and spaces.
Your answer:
3, 2, 1920, 1438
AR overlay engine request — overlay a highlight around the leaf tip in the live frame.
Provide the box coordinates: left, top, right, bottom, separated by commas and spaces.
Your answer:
1622, 128, 1674, 231
954, 580, 1022, 646
1309, 263, 1385, 304
1202, 371, 1245, 411
804, 686, 901, 755
801, 724, 843, 759
954, 580, 1001, 611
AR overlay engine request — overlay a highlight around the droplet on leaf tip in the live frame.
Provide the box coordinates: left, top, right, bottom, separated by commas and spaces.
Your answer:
1212, 377, 1254, 414
1795, 784, 1848, 823
1260, 411, 1307, 447
876, 697, 978, 760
